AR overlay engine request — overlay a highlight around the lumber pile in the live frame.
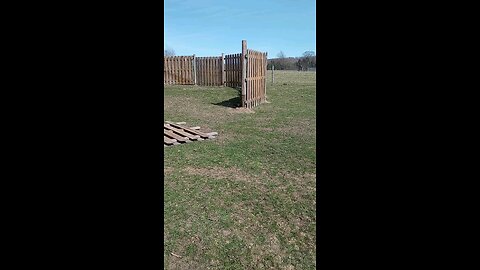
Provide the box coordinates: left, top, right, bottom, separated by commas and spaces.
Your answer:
164, 121, 218, 147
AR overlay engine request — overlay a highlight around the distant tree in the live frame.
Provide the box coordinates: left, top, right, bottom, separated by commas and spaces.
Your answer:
303, 51, 315, 58
164, 49, 175, 56
297, 51, 316, 71
276, 51, 287, 70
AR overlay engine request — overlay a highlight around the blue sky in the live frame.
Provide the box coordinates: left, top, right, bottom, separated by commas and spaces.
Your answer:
164, 0, 316, 58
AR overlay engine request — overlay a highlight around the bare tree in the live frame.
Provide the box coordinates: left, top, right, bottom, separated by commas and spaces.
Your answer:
164, 49, 175, 56
297, 51, 316, 71
276, 51, 287, 70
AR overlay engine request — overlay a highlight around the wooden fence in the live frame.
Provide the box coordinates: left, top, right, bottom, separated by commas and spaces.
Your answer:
244, 48, 267, 108
163, 40, 267, 108
196, 56, 223, 86
224, 53, 242, 89
164, 56, 194, 85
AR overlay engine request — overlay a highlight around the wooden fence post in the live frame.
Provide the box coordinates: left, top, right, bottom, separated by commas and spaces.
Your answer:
241, 40, 247, 107
221, 53, 225, 87
272, 64, 275, 84
193, 54, 197, 85
265, 52, 268, 101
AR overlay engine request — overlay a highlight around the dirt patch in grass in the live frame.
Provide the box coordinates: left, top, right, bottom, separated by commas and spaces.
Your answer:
227, 107, 255, 114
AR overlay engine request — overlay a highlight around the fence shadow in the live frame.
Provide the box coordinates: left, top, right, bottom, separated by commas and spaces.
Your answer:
212, 96, 241, 108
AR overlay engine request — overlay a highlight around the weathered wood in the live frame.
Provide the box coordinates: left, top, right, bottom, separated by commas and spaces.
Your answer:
164, 122, 217, 147
163, 41, 267, 108
164, 56, 195, 85
193, 55, 197, 85
241, 40, 247, 107
238, 47, 267, 108
164, 124, 201, 140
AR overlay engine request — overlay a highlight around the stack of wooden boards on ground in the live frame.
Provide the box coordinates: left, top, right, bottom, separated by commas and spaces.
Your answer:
164, 121, 218, 147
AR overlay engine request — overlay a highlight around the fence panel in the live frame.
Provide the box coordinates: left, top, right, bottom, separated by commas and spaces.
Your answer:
225, 53, 242, 89
164, 56, 195, 85
244, 49, 267, 109
196, 57, 223, 86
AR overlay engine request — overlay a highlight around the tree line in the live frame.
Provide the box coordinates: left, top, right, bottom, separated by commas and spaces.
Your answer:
267, 51, 316, 71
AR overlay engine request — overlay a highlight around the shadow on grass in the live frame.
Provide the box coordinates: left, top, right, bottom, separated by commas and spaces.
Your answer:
212, 96, 241, 108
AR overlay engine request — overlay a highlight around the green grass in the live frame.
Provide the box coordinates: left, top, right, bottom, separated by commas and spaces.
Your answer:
164, 71, 316, 269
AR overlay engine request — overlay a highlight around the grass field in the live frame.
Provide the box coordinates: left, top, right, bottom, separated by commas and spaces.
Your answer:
164, 70, 316, 269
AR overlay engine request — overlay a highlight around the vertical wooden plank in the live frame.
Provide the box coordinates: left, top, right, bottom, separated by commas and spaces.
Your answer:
221, 54, 225, 86
212, 57, 215, 86
216, 57, 218, 86
172, 57, 175, 85
210, 57, 213, 86
186, 56, 189, 85
168, 57, 172, 85
175, 57, 178, 85
189, 56, 192, 84
253, 51, 256, 107
184, 56, 188, 84
208, 58, 211, 86
187, 56, 191, 84
253, 52, 256, 107
204, 57, 206, 86
218, 57, 221, 85
202, 58, 205, 86
204, 57, 207, 86
192, 55, 196, 85
179, 56, 182, 85
165, 57, 169, 85
255, 52, 257, 106
183, 56, 186, 84
198, 57, 200, 86
203, 57, 206, 86
198, 58, 202, 86
214, 57, 217, 85
202, 57, 205, 86
264, 52, 267, 102
245, 50, 253, 108
254, 51, 256, 106
239, 53, 241, 88
199, 58, 202, 86
254, 51, 256, 107
176, 57, 179, 85
168, 57, 171, 85
242, 40, 247, 107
